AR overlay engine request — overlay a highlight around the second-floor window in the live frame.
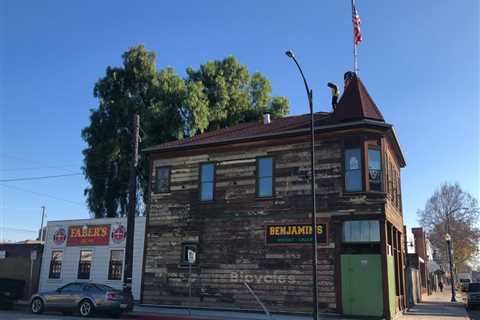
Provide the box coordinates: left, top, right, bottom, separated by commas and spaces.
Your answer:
155, 167, 170, 193
200, 163, 215, 201
108, 250, 123, 280
77, 250, 93, 280
257, 157, 273, 197
48, 251, 63, 279
368, 148, 382, 191
344, 148, 362, 192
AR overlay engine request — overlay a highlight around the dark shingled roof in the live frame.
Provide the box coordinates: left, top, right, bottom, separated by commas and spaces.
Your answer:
144, 76, 387, 153
144, 112, 333, 152
333, 76, 385, 122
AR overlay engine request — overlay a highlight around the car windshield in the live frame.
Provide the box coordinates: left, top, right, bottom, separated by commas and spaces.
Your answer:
469, 283, 480, 292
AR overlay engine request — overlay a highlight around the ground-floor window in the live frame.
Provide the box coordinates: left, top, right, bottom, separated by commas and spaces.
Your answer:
77, 250, 93, 279
108, 250, 124, 280
181, 243, 197, 265
342, 220, 380, 243
48, 250, 63, 279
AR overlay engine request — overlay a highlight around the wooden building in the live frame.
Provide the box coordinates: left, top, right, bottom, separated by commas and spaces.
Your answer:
141, 74, 407, 319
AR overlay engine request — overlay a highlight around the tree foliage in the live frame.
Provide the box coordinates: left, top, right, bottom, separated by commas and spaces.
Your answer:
82, 45, 289, 218
418, 182, 480, 266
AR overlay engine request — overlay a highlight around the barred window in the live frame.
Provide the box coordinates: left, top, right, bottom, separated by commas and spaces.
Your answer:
108, 250, 124, 280
77, 250, 93, 280
48, 251, 63, 279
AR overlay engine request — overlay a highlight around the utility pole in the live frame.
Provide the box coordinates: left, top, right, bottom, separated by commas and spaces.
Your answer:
123, 113, 140, 295
38, 206, 46, 241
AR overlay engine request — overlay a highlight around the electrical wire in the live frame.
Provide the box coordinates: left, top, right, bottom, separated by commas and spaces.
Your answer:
0, 173, 83, 182
1, 227, 37, 233
0, 164, 81, 172
0, 183, 85, 206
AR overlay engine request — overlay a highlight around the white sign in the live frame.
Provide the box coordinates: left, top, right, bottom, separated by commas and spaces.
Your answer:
0, 250, 5, 259
187, 249, 196, 264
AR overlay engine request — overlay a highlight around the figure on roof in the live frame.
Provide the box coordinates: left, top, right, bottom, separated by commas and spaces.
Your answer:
327, 82, 340, 110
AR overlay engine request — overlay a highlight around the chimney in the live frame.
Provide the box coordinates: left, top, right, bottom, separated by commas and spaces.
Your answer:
263, 113, 271, 124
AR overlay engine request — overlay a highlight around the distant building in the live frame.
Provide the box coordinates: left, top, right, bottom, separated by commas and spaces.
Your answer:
142, 74, 407, 319
0, 241, 44, 299
38, 217, 145, 300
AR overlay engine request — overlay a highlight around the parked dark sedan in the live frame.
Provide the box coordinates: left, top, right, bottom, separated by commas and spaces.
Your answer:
468, 282, 480, 310
30, 282, 133, 317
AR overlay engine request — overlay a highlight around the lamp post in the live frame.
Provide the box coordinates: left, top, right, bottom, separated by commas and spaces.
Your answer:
444, 233, 456, 302
285, 49, 319, 320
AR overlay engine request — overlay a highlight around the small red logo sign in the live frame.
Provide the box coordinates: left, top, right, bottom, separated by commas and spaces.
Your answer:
111, 225, 126, 244
53, 228, 66, 245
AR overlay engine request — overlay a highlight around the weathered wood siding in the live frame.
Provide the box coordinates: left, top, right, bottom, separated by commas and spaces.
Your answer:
142, 133, 393, 312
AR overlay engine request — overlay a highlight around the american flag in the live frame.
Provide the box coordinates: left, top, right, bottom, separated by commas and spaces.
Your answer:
352, 3, 362, 46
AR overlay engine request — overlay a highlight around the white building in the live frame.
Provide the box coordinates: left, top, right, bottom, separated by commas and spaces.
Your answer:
38, 216, 145, 300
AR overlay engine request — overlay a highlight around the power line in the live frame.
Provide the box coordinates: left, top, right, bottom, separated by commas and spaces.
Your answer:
2, 227, 37, 233
0, 164, 81, 172
0, 183, 85, 207
0, 153, 80, 175
0, 173, 83, 182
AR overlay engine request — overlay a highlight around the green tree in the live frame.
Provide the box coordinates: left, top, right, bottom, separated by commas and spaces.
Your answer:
418, 182, 480, 267
186, 56, 289, 130
82, 46, 289, 218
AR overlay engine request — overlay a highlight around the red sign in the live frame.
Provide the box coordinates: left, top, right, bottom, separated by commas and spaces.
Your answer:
67, 225, 110, 246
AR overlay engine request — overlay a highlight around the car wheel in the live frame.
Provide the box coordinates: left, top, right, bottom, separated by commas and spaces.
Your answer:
31, 298, 44, 314
78, 299, 94, 317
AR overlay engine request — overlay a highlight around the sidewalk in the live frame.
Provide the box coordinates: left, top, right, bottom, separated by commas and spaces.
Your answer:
397, 288, 470, 320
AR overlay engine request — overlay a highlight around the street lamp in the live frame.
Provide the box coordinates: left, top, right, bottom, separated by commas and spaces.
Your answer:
445, 232, 456, 302
285, 49, 319, 320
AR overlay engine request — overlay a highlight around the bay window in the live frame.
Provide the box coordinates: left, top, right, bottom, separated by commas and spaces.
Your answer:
344, 140, 384, 192
344, 148, 362, 192
368, 148, 382, 191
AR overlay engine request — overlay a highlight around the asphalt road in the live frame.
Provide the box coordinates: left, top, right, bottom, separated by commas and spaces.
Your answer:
0, 309, 119, 320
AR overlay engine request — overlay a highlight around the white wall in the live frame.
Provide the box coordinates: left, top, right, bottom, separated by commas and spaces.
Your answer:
38, 217, 145, 300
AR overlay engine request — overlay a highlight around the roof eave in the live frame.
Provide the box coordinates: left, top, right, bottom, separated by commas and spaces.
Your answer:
142, 119, 392, 154
389, 127, 407, 168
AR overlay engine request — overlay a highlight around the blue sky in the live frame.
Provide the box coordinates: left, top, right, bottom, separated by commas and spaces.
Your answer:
1, 1, 478, 242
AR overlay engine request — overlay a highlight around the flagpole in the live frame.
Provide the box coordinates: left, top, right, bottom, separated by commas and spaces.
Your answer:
352, 0, 358, 74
